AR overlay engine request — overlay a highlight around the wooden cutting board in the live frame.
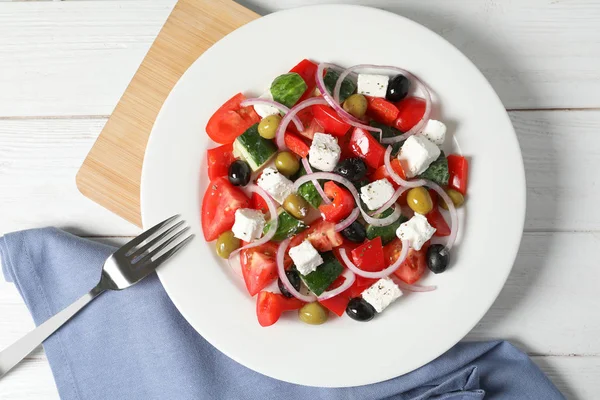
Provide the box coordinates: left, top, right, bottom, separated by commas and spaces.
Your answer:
76, 0, 259, 227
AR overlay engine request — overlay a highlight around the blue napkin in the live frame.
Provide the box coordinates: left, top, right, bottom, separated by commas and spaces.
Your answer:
1, 228, 564, 400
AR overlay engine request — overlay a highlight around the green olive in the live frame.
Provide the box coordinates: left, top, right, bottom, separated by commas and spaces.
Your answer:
343, 94, 368, 119
275, 151, 300, 177
215, 231, 240, 259
258, 114, 281, 139
298, 302, 328, 325
407, 187, 433, 215
440, 189, 465, 210
283, 193, 309, 219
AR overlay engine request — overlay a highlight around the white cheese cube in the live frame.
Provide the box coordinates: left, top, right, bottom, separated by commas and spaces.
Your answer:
418, 120, 446, 146
360, 179, 395, 211
397, 135, 441, 178
396, 213, 436, 250
357, 74, 389, 98
288, 240, 323, 276
231, 208, 266, 242
308, 133, 341, 172
362, 278, 402, 313
256, 167, 295, 204
253, 90, 279, 118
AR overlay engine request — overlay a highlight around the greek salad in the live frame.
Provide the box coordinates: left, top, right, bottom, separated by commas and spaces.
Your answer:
201, 60, 469, 327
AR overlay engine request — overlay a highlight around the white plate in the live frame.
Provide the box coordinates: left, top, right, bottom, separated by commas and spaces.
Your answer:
141, 5, 525, 388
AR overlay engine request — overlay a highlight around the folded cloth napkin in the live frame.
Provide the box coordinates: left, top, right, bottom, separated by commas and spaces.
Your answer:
1, 228, 564, 400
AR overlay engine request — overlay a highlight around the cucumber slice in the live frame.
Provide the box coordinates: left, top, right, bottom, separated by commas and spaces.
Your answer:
366, 208, 408, 244
300, 252, 343, 296
418, 151, 449, 186
233, 124, 277, 171
369, 121, 404, 155
264, 209, 308, 241
292, 164, 323, 209
323, 70, 356, 103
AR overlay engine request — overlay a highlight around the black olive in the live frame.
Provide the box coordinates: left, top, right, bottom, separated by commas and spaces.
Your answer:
334, 158, 367, 182
278, 270, 301, 298
228, 160, 251, 186
342, 221, 366, 243
386, 74, 411, 102
346, 298, 376, 322
427, 244, 450, 274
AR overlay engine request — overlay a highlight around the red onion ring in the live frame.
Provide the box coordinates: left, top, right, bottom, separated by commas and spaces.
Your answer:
275, 97, 328, 149
317, 269, 356, 300
334, 207, 360, 232
372, 185, 412, 216
227, 185, 278, 273
383, 145, 426, 188
241, 98, 303, 132
301, 157, 331, 205
425, 180, 459, 250
293, 172, 402, 227
338, 242, 409, 279
394, 278, 437, 293
333, 64, 432, 144
276, 239, 317, 303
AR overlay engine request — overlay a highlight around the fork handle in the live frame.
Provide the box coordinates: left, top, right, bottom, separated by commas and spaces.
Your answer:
0, 285, 105, 379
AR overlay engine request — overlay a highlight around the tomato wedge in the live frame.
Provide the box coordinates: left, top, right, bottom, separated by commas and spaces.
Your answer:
384, 238, 428, 284
241, 242, 280, 296
250, 192, 269, 215
425, 188, 450, 236
447, 154, 469, 195
284, 131, 310, 158
312, 105, 352, 136
319, 275, 352, 316
371, 158, 407, 190
201, 177, 250, 241
365, 96, 399, 126
256, 291, 304, 327
206, 93, 261, 144
333, 241, 376, 298
348, 127, 386, 169
319, 181, 355, 223
290, 59, 319, 103
350, 237, 385, 272
206, 143, 235, 181
393, 97, 426, 132
289, 219, 343, 252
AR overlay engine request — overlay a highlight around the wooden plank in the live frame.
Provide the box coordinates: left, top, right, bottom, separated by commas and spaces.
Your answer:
75, 0, 259, 227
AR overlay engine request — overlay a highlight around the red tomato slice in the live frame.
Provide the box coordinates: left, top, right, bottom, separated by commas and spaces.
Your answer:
350, 237, 385, 272
250, 192, 269, 215
349, 276, 377, 298
290, 59, 319, 103
206, 93, 261, 144
447, 154, 469, 195
427, 209, 450, 237
284, 131, 310, 158
332, 241, 376, 298
289, 219, 343, 252
384, 238, 428, 284
365, 96, 400, 126
312, 105, 352, 136
393, 97, 426, 132
206, 143, 235, 181
318, 181, 355, 223
256, 291, 304, 327
201, 177, 250, 241
348, 127, 386, 169
319, 278, 351, 317
241, 242, 280, 297
371, 158, 406, 188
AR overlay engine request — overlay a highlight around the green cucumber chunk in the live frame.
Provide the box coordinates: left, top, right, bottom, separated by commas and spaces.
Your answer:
418, 151, 449, 186
300, 252, 343, 296
292, 164, 323, 209
270, 73, 307, 108
323, 70, 356, 103
233, 123, 277, 171
264, 210, 308, 241
366, 208, 408, 245
369, 121, 404, 155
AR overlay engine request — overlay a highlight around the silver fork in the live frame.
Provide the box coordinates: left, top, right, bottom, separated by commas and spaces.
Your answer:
0, 214, 193, 379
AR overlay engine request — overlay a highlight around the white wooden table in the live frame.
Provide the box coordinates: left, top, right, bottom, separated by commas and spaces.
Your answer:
0, 0, 599, 398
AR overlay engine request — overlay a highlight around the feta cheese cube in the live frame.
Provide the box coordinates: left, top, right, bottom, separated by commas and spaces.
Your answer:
288, 240, 323, 276
253, 90, 279, 118
357, 74, 389, 98
257, 167, 295, 204
231, 208, 266, 242
360, 179, 395, 211
396, 213, 436, 250
308, 133, 341, 172
418, 119, 446, 146
397, 135, 441, 178
362, 278, 402, 313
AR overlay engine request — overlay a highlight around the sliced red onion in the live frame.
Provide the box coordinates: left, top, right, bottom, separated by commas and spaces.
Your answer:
293, 172, 402, 227
334, 64, 432, 144
425, 180, 459, 250
276, 239, 317, 303
338, 241, 409, 279
317, 269, 356, 300
393, 278, 437, 292
372, 185, 412, 216
241, 98, 303, 133
334, 207, 360, 232
275, 97, 328, 149
383, 145, 426, 188
301, 157, 331, 205
227, 185, 278, 273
